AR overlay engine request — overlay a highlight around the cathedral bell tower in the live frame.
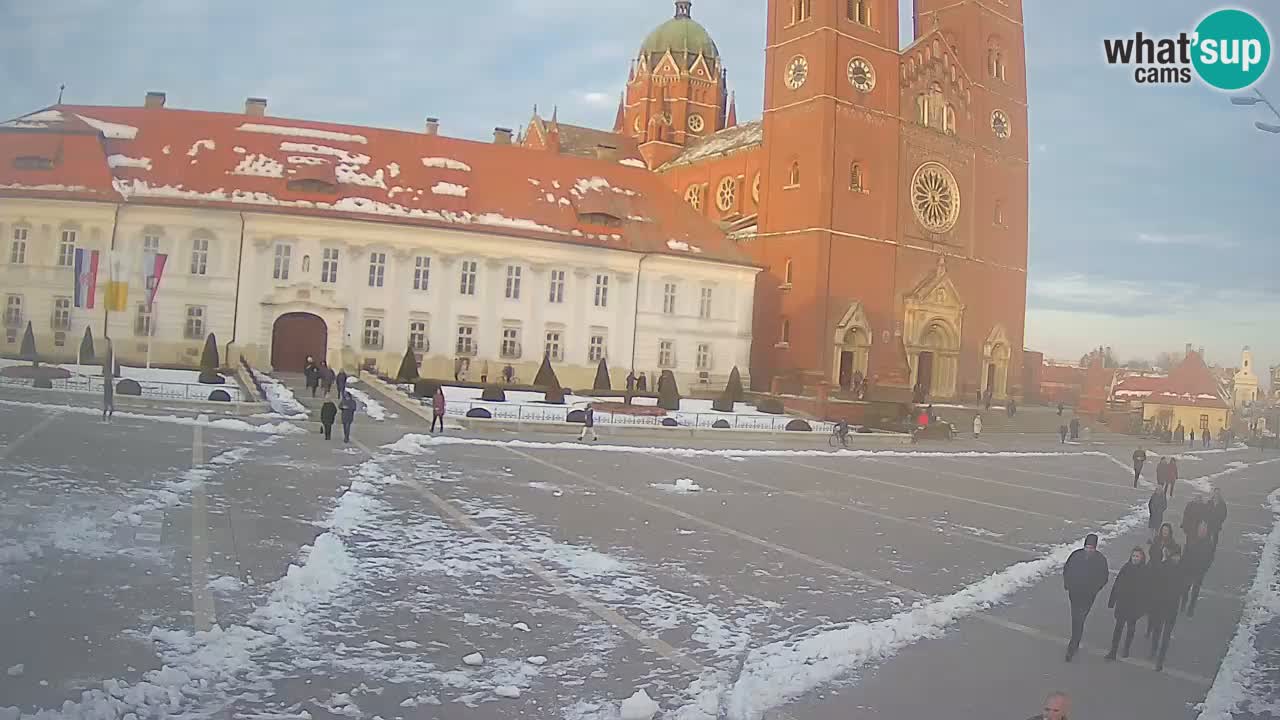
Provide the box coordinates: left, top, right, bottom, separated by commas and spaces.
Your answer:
622, 1, 731, 169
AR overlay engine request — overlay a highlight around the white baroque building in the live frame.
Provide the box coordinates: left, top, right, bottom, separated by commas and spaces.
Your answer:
0, 96, 758, 389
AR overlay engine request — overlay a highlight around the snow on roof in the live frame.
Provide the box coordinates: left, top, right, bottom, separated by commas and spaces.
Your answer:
422, 157, 471, 172
0, 103, 754, 267
76, 114, 138, 140
1, 110, 67, 129
430, 181, 468, 198
660, 120, 763, 169
619, 158, 647, 168
236, 122, 368, 144
107, 154, 152, 170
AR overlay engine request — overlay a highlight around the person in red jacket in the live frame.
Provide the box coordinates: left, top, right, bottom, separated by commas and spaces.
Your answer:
431, 386, 447, 433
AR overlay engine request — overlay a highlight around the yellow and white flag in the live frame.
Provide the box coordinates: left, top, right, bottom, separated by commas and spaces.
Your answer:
104, 251, 129, 312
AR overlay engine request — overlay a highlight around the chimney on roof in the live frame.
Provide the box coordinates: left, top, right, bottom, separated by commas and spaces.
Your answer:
144, 91, 166, 109
245, 97, 268, 117
595, 143, 618, 161
493, 127, 513, 145
425, 117, 440, 135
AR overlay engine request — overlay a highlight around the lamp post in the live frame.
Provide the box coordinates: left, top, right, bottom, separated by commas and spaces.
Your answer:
1230, 88, 1280, 133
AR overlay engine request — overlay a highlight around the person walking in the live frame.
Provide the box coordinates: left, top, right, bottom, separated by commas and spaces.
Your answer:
320, 363, 335, 397
1154, 457, 1169, 496
1189, 428, 1195, 448
973, 414, 983, 439
1181, 521, 1214, 617
102, 374, 115, 422
1205, 488, 1228, 555
335, 369, 348, 397
578, 402, 598, 442
320, 399, 337, 441
1148, 547, 1186, 671
430, 386, 447, 433
1059, 424, 1068, 444
1148, 487, 1167, 532
1181, 497, 1205, 546
626, 371, 636, 393
1063, 533, 1110, 661
338, 391, 357, 443
1026, 691, 1070, 720
636, 373, 648, 392
1057, 402, 1065, 417
305, 358, 320, 398
1132, 447, 1147, 488
1203, 429, 1211, 449
1148, 522, 1181, 564
1166, 458, 1179, 498
1069, 417, 1080, 440
1105, 547, 1150, 660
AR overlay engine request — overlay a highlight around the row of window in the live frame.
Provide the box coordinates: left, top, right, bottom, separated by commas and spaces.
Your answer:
4, 294, 208, 340
6, 227, 213, 276
358, 317, 714, 371
790, 0, 871, 27
274, 246, 714, 317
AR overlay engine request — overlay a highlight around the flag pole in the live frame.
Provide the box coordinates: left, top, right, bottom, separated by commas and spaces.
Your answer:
146, 300, 154, 370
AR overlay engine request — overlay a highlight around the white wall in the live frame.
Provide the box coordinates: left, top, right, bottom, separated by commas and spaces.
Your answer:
1, 198, 757, 389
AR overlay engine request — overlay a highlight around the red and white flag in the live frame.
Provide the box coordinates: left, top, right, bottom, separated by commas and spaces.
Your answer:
142, 251, 167, 310
73, 248, 99, 309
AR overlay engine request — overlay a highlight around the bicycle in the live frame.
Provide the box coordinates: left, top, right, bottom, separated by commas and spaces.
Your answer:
830, 425, 851, 448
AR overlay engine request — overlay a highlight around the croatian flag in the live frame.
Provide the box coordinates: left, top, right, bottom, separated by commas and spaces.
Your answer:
73, 248, 99, 309
142, 251, 167, 309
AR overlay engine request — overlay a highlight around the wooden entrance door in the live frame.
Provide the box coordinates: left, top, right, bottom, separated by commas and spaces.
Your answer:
838, 351, 854, 390
986, 363, 997, 396
917, 351, 935, 398
271, 313, 327, 371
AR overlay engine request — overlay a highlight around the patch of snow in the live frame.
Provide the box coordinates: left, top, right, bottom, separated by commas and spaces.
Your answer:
286, 155, 327, 166
494, 685, 522, 699
463, 652, 485, 666
527, 178, 540, 186
237, 123, 368, 144
431, 181, 469, 197
0, 398, 299, 435
207, 575, 242, 593
526, 655, 548, 666
619, 158, 647, 168
336, 164, 386, 188
651, 478, 706, 494
473, 212, 563, 235
280, 141, 370, 165
76, 114, 138, 139
667, 239, 703, 253
233, 146, 246, 154
0, 183, 92, 193
162, 145, 171, 155
344, 387, 386, 421
187, 139, 216, 157
231, 153, 284, 178
6, 664, 23, 677
512, 622, 531, 632
572, 176, 636, 197
620, 689, 660, 720
422, 157, 471, 172
107, 154, 152, 170
1198, 488, 1280, 720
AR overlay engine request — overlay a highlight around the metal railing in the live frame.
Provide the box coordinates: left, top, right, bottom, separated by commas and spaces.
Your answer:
388, 383, 836, 432
0, 372, 243, 402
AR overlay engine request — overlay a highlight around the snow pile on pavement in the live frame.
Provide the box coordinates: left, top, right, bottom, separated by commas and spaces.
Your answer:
723, 498, 1151, 720
249, 369, 309, 420
621, 689, 661, 719
386, 434, 1120, 462
1197, 488, 1280, 720
651, 478, 706, 494
0, 399, 303, 434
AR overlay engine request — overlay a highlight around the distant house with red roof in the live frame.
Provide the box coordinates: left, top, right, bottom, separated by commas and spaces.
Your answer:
1142, 350, 1232, 436
0, 96, 759, 386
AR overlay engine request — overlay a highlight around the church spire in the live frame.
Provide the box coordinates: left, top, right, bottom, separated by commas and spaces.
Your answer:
726, 91, 737, 128
612, 91, 626, 133
674, 0, 692, 18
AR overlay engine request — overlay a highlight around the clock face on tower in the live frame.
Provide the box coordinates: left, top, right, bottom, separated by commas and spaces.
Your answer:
847, 57, 875, 93
991, 110, 1011, 139
784, 55, 809, 90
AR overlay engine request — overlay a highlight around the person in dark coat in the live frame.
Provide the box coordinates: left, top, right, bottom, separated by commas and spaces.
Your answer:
1131, 447, 1147, 488
1148, 547, 1186, 671
577, 403, 598, 442
1148, 523, 1181, 565
102, 372, 115, 422
320, 400, 337, 440
1189, 428, 1195, 447
320, 363, 335, 397
1105, 547, 1150, 660
1062, 533, 1110, 661
625, 371, 636, 392
430, 387, 446, 434
1166, 458, 1179, 498
1069, 417, 1080, 440
335, 369, 348, 396
1057, 402, 1065, 416
1148, 489, 1167, 531
636, 373, 648, 392
1181, 497, 1205, 545
1205, 488, 1228, 555
1181, 521, 1214, 616
304, 357, 319, 397
1154, 458, 1169, 496
1059, 424, 1068, 444
338, 391, 357, 443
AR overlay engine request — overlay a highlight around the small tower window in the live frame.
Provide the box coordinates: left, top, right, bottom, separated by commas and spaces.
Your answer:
988, 42, 1006, 82
791, 0, 812, 24
850, 162, 865, 192
847, 0, 870, 26
786, 161, 800, 188
943, 104, 956, 135
783, 258, 795, 286
994, 200, 1005, 226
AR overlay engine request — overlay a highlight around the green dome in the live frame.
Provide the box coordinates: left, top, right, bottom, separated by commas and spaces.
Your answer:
640, 2, 719, 69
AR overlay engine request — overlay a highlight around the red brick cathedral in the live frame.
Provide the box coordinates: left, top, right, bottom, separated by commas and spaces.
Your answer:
526, 0, 1028, 402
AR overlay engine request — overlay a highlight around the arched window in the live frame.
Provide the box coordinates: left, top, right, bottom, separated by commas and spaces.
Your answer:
943, 104, 956, 135
790, 0, 812, 24
849, 162, 865, 192
988, 41, 1006, 82
847, 0, 870, 25
301, 254, 311, 273
917, 95, 930, 127
787, 161, 800, 188
780, 318, 792, 344
994, 200, 1005, 226
783, 258, 794, 285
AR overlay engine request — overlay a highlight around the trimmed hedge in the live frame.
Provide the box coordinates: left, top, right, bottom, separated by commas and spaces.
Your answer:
117, 379, 143, 396
208, 389, 231, 402
33, 378, 52, 389
413, 379, 442, 398
480, 386, 507, 402
198, 371, 227, 385
756, 397, 785, 415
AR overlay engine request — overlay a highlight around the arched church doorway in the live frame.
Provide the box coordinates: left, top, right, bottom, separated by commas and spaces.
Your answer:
271, 312, 328, 371
917, 351, 935, 397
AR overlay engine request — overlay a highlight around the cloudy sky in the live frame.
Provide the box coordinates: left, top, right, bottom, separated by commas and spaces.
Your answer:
2, 0, 1276, 379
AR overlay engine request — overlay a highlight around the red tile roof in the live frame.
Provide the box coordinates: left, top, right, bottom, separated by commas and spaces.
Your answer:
1112, 374, 1166, 397
0, 104, 753, 267
1039, 364, 1085, 385
1146, 352, 1229, 409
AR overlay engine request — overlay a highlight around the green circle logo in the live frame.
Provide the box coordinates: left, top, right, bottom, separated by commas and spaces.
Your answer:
1192, 9, 1271, 90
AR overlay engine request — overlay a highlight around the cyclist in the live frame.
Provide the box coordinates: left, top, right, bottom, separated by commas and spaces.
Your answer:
834, 419, 850, 447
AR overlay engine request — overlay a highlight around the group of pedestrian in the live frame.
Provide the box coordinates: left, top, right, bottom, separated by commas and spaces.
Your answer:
304, 356, 345, 399
1063, 484, 1229, 672
1058, 417, 1082, 444
319, 391, 358, 443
